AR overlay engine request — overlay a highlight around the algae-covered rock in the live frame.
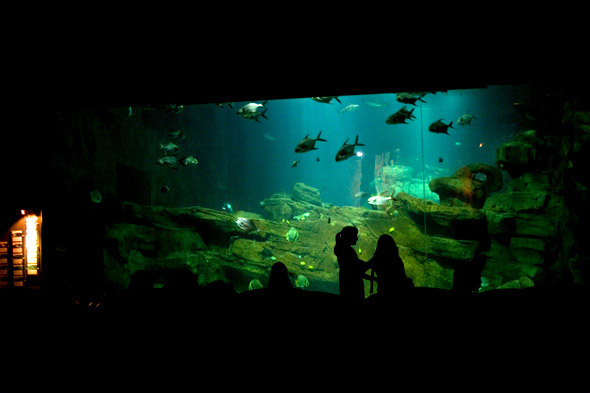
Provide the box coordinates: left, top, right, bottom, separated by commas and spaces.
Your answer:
292, 183, 322, 206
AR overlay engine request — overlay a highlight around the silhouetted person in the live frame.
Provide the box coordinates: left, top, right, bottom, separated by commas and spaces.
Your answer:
268, 262, 293, 292
451, 238, 489, 295
334, 226, 373, 303
368, 234, 413, 295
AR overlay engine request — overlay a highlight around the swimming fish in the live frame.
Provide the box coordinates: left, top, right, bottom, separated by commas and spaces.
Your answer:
295, 275, 310, 289
457, 113, 476, 126
293, 212, 311, 221
385, 106, 416, 125
90, 190, 102, 204
396, 93, 426, 106
295, 131, 327, 153
354, 191, 369, 198
235, 217, 259, 233
248, 279, 263, 290
335, 135, 365, 162
169, 130, 186, 140
236, 101, 268, 121
311, 96, 341, 104
160, 186, 170, 193
428, 119, 454, 134
156, 156, 179, 169
160, 142, 179, 155
368, 192, 394, 206
365, 99, 389, 107
338, 104, 359, 114
292, 160, 299, 168
285, 227, 299, 242
180, 155, 198, 166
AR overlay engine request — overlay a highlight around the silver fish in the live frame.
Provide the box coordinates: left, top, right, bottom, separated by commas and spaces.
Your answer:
457, 113, 476, 126
235, 217, 259, 233
236, 101, 268, 121
160, 142, 179, 155
169, 130, 186, 140
156, 156, 178, 169
338, 104, 359, 114
386, 106, 416, 125
396, 93, 426, 106
180, 155, 198, 166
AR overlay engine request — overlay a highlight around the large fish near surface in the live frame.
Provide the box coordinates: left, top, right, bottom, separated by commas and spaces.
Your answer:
396, 93, 426, 106
428, 119, 454, 134
295, 131, 327, 153
236, 101, 268, 121
335, 135, 365, 162
156, 156, 179, 169
311, 96, 341, 104
160, 142, 179, 155
386, 106, 416, 124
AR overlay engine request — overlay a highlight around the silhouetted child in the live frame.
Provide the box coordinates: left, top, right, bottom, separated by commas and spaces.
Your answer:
334, 226, 373, 302
451, 238, 489, 295
267, 262, 293, 292
368, 234, 413, 295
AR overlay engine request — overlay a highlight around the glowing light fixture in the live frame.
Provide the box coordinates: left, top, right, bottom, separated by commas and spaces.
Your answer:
20, 209, 25, 215
25, 215, 38, 275
356, 151, 364, 158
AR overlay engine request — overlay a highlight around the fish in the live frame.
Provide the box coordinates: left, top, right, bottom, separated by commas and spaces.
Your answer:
128, 107, 133, 117
295, 131, 327, 153
285, 227, 299, 242
248, 279, 263, 290
295, 275, 310, 289
235, 217, 259, 233
292, 160, 299, 168
156, 156, 179, 169
316, 157, 320, 162
180, 155, 199, 166
263, 132, 275, 141
90, 190, 102, 204
396, 93, 426, 106
293, 212, 311, 221
169, 130, 186, 140
216, 102, 233, 108
354, 191, 369, 198
338, 104, 359, 114
368, 191, 395, 206
335, 135, 365, 162
236, 101, 268, 121
160, 142, 179, 155
385, 106, 416, 125
457, 113, 476, 126
365, 99, 389, 107
438, 157, 444, 163
166, 104, 184, 115
222, 203, 234, 213
160, 186, 170, 193
311, 96, 342, 104
428, 119, 454, 134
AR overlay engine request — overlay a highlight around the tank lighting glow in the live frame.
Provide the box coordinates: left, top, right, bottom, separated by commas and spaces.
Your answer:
25, 215, 38, 275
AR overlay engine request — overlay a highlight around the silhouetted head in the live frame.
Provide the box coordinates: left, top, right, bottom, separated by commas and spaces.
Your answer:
336, 226, 358, 247
374, 234, 399, 258
268, 262, 292, 290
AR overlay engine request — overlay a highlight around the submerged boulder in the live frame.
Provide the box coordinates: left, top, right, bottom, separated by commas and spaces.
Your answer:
429, 163, 503, 208
291, 183, 322, 206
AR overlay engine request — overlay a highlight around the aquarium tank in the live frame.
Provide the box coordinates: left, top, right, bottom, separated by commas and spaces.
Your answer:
47, 84, 589, 305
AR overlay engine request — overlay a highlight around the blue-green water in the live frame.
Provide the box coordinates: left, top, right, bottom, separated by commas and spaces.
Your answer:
150, 85, 527, 211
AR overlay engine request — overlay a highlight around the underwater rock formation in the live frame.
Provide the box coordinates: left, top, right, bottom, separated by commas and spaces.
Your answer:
429, 163, 503, 208
496, 130, 544, 178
